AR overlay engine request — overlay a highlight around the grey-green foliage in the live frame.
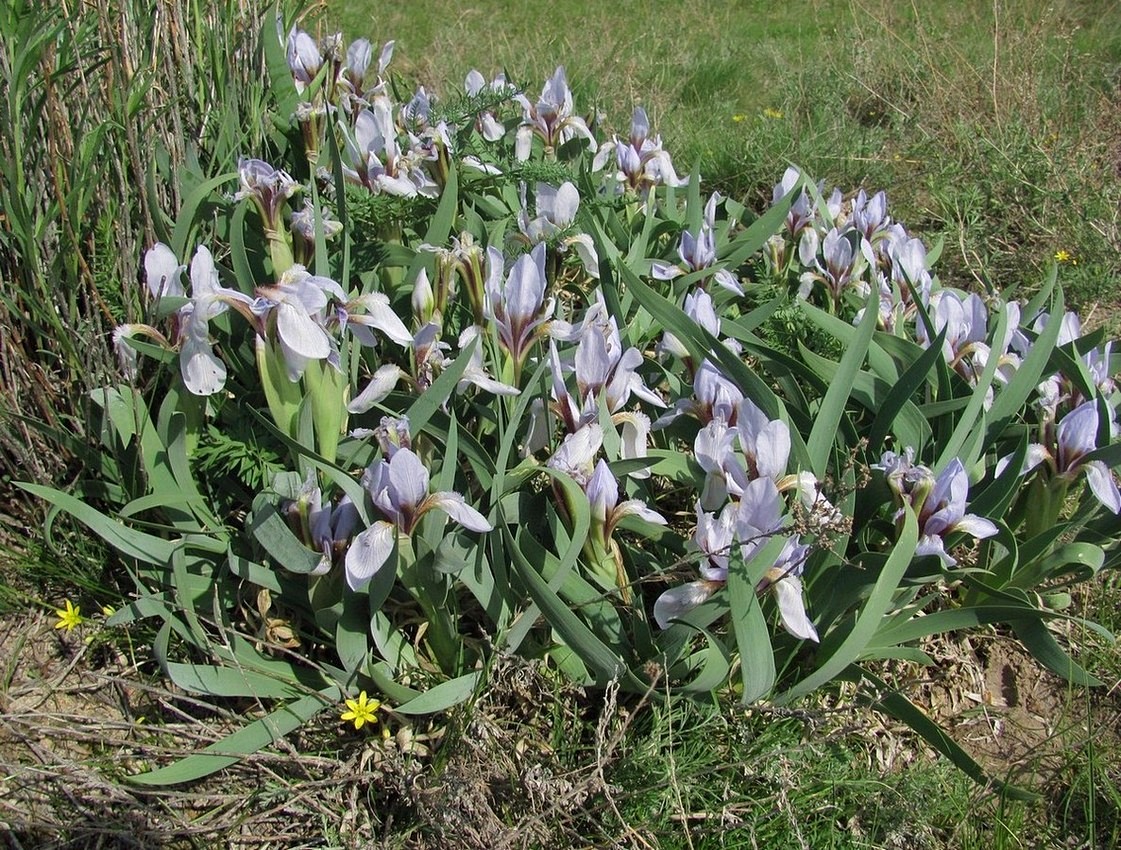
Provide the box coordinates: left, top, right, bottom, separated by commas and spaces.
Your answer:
19, 13, 1121, 801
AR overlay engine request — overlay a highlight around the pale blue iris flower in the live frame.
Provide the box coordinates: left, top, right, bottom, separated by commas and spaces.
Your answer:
654, 478, 818, 641
592, 107, 687, 195
344, 448, 492, 590
254, 265, 346, 381
514, 66, 596, 161
485, 243, 552, 369
879, 451, 998, 567
179, 246, 253, 395
651, 194, 743, 296
1015, 400, 1121, 515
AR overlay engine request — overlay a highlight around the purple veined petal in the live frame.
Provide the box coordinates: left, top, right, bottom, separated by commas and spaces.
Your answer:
1057, 400, 1100, 470
276, 301, 331, 360
179, 309, 226, 396
657, 330, 689, 362
144, 243, 184, 299
914, 533, 956, 567
679, 230, 700, 269
713, 269, 745, 297
683, 289, 719, 336
574, 326, 612, 392
465, 69, 486, 95
772, 576, 819, 642
345, 520, 397, 590
548, 423, 603, 482
753, 420, 791, 480
929, 458, 968, 516
695, 501, 737, 562
702, 193, 722, 229
460, 364, 521, 397
353, 292, 413, 345
374, 173, 421, 197
307, 273, 347, 303
377, 40, 395, 75
424, 491, 493, 532
613, 410, 651, 473
346, 38, 372, 80
515, 126, 533, 161
964, 293, 988, 344
699, 472, 730, 513
565, 234, 600, 280
617, 142, 642, 178
923, 501, 963, 539
737, 397, 770, 448
479, 115, 506, 143
650, 261, 682, 281
954, 513, 999, 540
354, 109, 382, 157
388, 448, 430, 513
333, 495, 361, 541
612, 499, 667, 527
561, 115, 596, 146
552, 182, 580, 226
592, 140, 615, 172
484, 245, 505, 312
287, 28, 321, 85
506, 247, 547, 329
533, 183, 561, 225
646, 150, 687, 188
189, 245, 219, 299
630, 107, 650, 145
695, 418, 735, 474
308, 487, 330, 543
798, 228, 820, 268
311, 547, 333, 576
737, 476, 783, 538
348, 364, 406, 414
653, 580, 720, 629
1083, 461, 1121, 514
585, 459, 619, 525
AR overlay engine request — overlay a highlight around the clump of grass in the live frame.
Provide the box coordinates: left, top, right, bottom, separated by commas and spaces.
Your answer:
0, 0, 309, 543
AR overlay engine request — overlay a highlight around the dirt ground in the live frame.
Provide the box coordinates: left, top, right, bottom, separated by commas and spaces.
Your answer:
0, 608, 1117, 849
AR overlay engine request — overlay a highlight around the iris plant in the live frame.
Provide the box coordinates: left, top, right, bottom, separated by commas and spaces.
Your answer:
345, 447, 492, 590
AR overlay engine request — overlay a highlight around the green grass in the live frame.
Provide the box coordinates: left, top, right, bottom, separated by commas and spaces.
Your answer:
326, 0, 1121, 322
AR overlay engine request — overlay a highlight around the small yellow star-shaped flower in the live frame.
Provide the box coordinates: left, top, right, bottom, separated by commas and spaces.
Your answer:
340, 690, 381, 730
54, 600, 85, 632
1054, 249, 1075, 264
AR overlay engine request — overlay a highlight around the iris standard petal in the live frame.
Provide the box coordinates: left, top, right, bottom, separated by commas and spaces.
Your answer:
388, 448, 429, 512
179, 311, 226, 396
954, 513, 999, 539
145, 243, 184, 299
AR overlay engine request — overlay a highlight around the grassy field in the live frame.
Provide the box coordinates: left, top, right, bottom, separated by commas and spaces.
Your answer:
327, 0, 1121, 322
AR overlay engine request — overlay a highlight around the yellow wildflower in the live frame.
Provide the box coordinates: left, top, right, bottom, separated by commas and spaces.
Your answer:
762, 107, 784, 120
54, 599, 85, 632
731, 114, 746, 123
1054, 249, 1076, 265
340, 690, 381, 730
